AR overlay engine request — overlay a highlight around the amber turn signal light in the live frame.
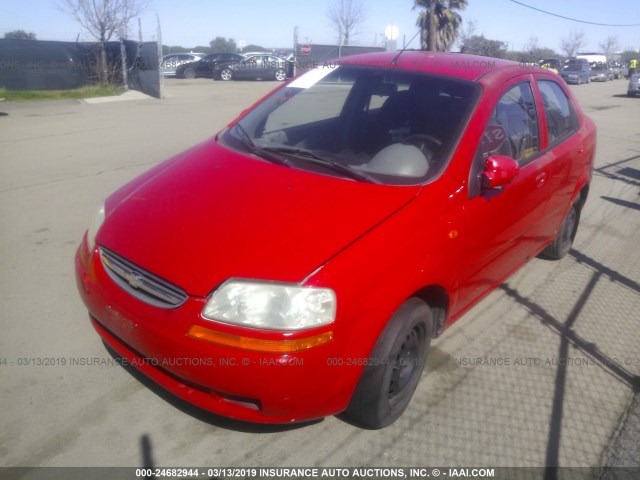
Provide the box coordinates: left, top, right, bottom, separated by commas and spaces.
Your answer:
186, 325, 333, 353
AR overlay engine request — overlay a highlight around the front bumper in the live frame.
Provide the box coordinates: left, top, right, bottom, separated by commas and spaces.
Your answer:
75, 237, 360, 423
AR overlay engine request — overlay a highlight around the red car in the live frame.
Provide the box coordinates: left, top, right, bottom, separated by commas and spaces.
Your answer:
76, 52, 596, 429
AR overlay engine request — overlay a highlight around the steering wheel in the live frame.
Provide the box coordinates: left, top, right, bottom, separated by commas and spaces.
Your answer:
402, 134, 442, 161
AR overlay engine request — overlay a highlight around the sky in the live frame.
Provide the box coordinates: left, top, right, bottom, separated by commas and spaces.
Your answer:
1, 0, 639, 53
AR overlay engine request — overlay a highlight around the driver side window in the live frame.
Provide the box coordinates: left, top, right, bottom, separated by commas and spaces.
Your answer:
469, 82, 539, 197
485, 83, 539, 161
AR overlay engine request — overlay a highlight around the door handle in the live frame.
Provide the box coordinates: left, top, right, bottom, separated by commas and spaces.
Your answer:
535, 172, 547, 188
578, 144, 585, 154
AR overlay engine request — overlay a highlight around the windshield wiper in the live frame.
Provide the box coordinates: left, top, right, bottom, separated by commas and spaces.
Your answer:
261, 146, 380, 184
232, 124, 293, 167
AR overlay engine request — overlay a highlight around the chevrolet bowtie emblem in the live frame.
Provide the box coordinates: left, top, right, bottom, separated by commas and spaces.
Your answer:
126, 272, 144, 290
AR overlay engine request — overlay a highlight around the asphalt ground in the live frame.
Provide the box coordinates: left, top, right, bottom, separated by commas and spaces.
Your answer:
0, 76, 639, 471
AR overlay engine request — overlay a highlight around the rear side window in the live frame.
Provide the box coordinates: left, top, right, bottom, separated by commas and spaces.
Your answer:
537, 80, 579, 145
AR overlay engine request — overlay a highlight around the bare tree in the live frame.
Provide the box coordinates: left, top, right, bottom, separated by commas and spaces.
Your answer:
599, 35, 619, 59
60, 0, 149, 84
455, 18, 476, 51
560, 30, 586, 58
327, 0, 366, 46
525, 36, 539, 54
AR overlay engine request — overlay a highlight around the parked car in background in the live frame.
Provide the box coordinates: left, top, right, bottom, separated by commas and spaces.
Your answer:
560, 59, 591, 84
76, 52, 596, 429
176, 52, 244, 79
609, 62, 624, 79
161, 53, 204, 77
628, 73, 640, 97
213, 54, 292, 81
590, 64, 614, 82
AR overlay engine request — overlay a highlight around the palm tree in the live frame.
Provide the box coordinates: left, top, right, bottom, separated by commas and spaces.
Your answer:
414, 0, 468, 52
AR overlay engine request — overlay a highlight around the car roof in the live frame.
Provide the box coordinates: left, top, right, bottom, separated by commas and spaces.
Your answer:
204, 52, 239, 57
336, 51, 527, 81
163, 52, 203, 57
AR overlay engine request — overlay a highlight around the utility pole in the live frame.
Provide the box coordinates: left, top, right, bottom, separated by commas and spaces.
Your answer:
157, 13, 164, 99
293, 26, 298, 76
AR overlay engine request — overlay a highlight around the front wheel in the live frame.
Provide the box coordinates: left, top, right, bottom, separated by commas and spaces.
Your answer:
541, 202, 580, 260
220, 68, 233, 81
183, 68, 195, 79
274, 68, 287, 81
344, 298, 432, 429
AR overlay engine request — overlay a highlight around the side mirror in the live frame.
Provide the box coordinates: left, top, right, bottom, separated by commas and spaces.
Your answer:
482, 155, 519, 189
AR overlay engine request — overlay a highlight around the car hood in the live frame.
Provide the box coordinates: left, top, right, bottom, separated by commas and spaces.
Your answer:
97, 138, 420, 297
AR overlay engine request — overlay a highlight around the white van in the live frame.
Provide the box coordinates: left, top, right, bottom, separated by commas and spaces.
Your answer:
576, 53, 607, 68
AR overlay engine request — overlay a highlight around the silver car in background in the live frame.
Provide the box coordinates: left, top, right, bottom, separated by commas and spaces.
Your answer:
161, 53, 204, 77
590, 64, 614, 82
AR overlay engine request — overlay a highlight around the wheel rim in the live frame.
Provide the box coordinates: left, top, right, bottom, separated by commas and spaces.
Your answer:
221, 70, 232, 81
275, 69, 286, 81
388, 325, 423, 406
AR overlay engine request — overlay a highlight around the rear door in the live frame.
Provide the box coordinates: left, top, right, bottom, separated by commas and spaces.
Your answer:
257, 55, 276, 79
533, 78, 582, 237
235, 55, 258, 79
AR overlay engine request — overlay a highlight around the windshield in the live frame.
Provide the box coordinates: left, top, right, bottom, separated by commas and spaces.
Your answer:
221, 64, 479, 185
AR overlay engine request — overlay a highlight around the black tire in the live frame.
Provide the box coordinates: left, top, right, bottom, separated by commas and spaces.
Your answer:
274, 68, 287, 81
541, 201, 580, 260
345, 298, 432, 429
220, 68, 233, 81
184, 68, 196, 79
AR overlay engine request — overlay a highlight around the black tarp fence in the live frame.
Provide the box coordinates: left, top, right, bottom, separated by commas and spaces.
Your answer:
124, 40, 161, 99
0, 39, 161, 98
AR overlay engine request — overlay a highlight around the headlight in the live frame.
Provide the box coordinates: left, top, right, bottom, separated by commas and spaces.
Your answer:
86, 204, 105, 251
202, 280, 336, 331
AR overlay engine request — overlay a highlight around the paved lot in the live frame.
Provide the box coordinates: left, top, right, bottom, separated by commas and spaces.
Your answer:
1, 77, 639, 469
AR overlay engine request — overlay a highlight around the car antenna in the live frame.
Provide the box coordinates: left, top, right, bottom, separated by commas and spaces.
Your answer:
391, 29, 422, 65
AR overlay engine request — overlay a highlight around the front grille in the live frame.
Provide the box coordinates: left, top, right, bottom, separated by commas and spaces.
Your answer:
100, 247, 188, 309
